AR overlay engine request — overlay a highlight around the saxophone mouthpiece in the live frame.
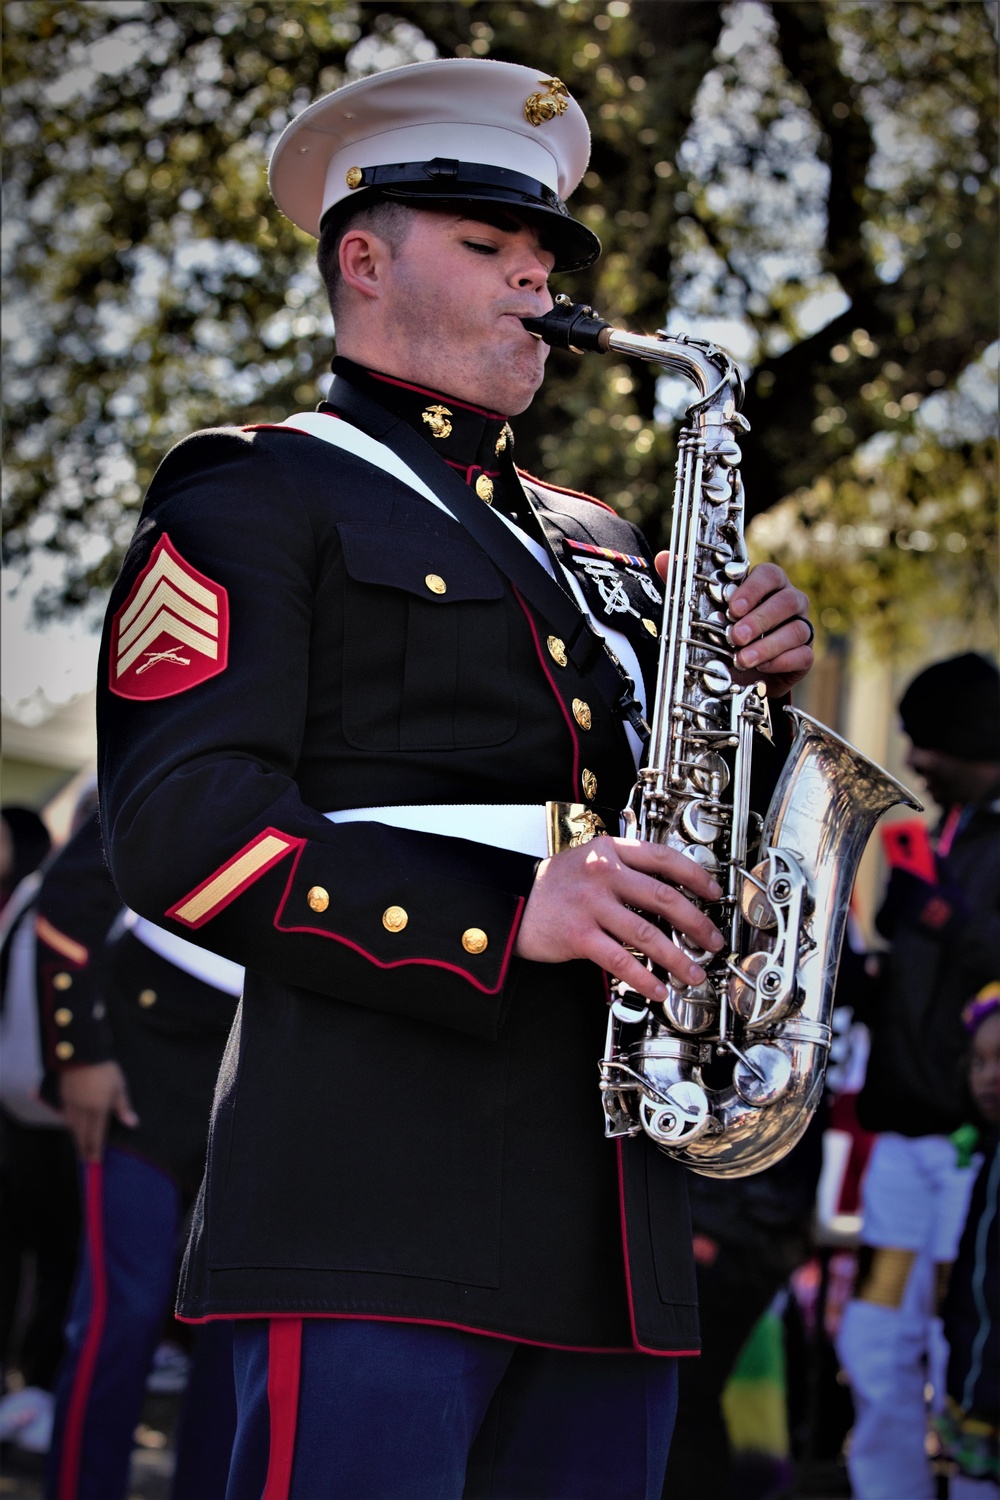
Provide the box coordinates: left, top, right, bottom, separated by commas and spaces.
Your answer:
521, 295, 614, 353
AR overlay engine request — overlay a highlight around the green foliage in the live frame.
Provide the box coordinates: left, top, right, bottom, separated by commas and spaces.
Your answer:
2, 0, 997, 651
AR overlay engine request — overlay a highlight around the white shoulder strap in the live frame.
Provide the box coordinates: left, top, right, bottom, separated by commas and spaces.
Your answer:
273, 412, 452, 518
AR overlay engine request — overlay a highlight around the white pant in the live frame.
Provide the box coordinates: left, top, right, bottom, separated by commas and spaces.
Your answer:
838, 1134, 976, 1500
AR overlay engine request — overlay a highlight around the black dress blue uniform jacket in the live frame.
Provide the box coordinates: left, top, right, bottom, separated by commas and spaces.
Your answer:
97, 362, 704, 1353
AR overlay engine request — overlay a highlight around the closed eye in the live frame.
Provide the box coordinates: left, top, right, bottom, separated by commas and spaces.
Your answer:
464, 239, 499, 255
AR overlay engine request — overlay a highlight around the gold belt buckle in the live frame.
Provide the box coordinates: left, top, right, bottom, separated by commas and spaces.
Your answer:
545, 802, 609, 855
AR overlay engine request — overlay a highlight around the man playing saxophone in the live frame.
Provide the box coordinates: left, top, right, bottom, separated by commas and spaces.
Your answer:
96, 58, 814, 1499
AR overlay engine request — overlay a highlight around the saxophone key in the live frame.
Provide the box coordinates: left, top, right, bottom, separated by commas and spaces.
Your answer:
733, 1044, 793, 1108
700, 658, 731, 693
639, 1081, 713, 1145
681, 797, 726, 844
727, 950, 771, 1020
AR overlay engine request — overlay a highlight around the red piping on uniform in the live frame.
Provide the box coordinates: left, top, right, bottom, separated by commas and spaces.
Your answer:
244, 423, 321, 434
444, 458, 501, 484
166, 829, 304, 930
58, 1163, 109, 1500
271, 841, 525, 995
614, 1139, 698, 1357
516, 468, 617, 514
178, 1308, 643, 1356
263, 1318, 302, 1500
513, 588, 580, 799
365, 370, 507, 421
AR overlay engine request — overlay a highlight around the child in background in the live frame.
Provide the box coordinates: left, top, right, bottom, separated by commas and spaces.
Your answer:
937, 985, 1000, 1499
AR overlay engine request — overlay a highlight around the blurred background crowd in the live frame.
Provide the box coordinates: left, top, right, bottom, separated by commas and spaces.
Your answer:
2, 3, 997, 1498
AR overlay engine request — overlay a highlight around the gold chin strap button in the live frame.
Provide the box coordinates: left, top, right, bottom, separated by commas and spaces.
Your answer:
53, 972, 73, 991
572, 698, 592, 731
307, 886, 330, 913
55, 1041, 74, 1061
54, 1007, 73, 1027
546, 635, 567, 667
425, 574, 447, 595
582, 769, 598, 801
383, 906, 408, 933
642, 618, 658, 636
139, 989, 157, 1008
462, 928, 488, 955
475, 474, 494, 504
345, 166, 363, 189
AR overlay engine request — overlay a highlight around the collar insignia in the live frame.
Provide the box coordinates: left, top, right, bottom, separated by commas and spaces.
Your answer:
421, 404, 453, 439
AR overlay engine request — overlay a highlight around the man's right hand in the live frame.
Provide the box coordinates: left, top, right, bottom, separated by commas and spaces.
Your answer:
514, 838, 724, 1003
59, 1061, 139, 1163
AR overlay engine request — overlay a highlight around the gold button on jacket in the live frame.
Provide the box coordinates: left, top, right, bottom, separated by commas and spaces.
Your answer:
572, 698, 593, 731
382, 906, 408, 933
54, 1007, 73, 1027
424, 573, 447, 595
461, 928, 488, 955
55, 1041, 74, 1061
475, 474, 494, 503
307, 886, 330, 913
139, 989, 157, 1008
546, 635, 567, 667
53, 972, 73, 991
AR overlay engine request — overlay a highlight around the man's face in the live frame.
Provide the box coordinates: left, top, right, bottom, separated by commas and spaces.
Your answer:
376, 208, 555, 414
904, 743, 1000, 809
969, 1010, 1000, 1125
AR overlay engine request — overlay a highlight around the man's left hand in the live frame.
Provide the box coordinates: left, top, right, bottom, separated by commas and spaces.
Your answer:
655, 555, 813, 698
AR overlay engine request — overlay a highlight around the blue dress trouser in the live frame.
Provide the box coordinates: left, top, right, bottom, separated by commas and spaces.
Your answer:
228, 1316, 678, 1500
46, 1147, 236, 1500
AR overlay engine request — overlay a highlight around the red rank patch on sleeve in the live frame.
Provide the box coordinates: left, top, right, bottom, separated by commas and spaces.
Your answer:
109, 533, 229, 700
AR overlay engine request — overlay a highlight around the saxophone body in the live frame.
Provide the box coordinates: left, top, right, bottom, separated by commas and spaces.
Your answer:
525, 297, 921, 1178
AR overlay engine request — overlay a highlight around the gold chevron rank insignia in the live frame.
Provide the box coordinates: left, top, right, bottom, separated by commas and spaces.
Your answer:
109, 533, 229, 700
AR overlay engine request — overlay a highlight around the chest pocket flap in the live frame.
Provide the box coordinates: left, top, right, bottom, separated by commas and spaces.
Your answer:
338, 523, 504, 602
336, 523, 515, 752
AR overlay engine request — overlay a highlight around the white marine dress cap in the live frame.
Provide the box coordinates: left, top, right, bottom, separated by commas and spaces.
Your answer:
268, 56, 600, 272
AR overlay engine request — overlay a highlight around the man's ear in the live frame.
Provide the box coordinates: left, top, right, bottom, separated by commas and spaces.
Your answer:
339, 229, 390, 301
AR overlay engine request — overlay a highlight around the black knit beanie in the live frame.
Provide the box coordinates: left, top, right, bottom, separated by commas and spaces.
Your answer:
899, 652, 1000, 760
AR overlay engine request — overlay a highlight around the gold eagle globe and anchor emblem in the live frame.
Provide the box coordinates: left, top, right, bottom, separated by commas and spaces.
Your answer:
421, 404, 453, 439
523, 78, 571, 127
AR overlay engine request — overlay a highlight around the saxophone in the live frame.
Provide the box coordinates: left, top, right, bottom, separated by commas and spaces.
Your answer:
524, 296, 921, 1178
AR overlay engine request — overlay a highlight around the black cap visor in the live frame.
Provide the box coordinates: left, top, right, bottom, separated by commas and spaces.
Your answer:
321, 158, 601, 273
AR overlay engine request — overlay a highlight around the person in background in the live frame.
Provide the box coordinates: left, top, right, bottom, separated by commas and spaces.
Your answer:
0, 803, 69, 1461
36, 810, 239, 1500
936, 986, 1000, 1500
0, 807, 52, 915
662, 1113, 824, 1500
838, 653, 1000, 1500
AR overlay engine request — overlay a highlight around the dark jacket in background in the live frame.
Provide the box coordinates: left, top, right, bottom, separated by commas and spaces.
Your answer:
856, 793, 1000, 1137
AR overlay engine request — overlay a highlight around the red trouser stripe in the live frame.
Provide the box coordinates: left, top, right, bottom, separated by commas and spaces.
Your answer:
263, 1318, 303, 1500
58, 1163, 108, 1500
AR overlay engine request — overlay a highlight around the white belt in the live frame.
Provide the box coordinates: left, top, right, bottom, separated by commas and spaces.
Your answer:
325, 804, 554, 860
125, 913, 245, 996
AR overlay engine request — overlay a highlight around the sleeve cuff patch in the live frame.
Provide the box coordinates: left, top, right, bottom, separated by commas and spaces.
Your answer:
166, 828, 302, 928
